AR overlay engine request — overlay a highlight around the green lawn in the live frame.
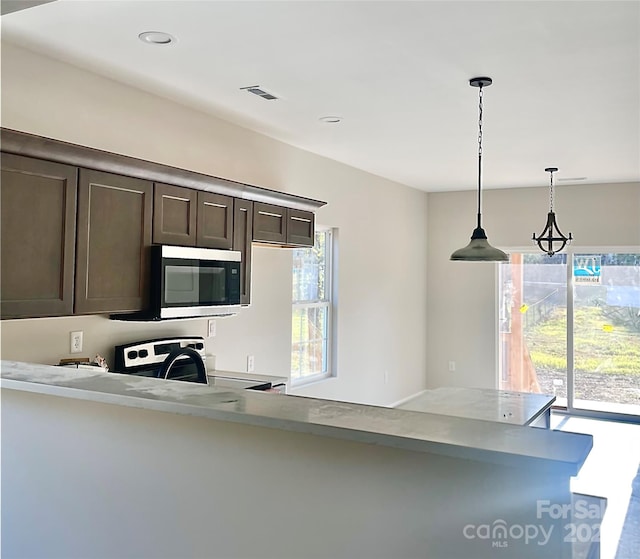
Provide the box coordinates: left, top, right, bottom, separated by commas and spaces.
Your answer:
527, 307, 640, 375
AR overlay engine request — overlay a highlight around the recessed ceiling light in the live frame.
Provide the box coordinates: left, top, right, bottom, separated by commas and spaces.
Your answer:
138, 31, 176, 45
319, 116, 342, 124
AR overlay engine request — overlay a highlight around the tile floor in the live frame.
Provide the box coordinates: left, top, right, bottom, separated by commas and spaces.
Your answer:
551, 413, 640, 559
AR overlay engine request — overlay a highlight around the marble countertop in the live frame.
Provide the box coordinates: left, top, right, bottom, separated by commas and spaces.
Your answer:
207, 369, 288, 385
1, 360, 592, 474
397, 387, 555, 425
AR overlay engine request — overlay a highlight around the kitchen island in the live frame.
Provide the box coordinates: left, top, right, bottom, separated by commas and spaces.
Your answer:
2, 360, 596, 559
397, 387, 556, 428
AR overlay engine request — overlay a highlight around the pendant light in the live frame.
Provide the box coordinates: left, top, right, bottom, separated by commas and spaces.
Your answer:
451, 77, 509, 262
532, 167, 572, 256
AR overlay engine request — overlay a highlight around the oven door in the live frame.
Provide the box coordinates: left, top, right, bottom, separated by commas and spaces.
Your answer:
156, 246, 241, 318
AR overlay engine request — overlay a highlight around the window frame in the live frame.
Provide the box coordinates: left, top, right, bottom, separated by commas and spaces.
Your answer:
291, 227, 335, 386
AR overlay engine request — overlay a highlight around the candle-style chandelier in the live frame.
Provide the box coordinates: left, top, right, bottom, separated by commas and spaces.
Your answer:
532, 167, 572, 256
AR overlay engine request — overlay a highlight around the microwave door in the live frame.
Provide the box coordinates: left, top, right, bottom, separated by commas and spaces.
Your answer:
199, 266, 227, 304
164, 266, 200, 305
163, 262, 231, 307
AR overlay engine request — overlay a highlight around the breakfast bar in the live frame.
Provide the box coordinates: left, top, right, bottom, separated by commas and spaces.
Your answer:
2, 360, 595, 558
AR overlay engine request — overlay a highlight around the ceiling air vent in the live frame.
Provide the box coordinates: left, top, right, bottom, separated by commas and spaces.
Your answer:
240, 85, 278, 100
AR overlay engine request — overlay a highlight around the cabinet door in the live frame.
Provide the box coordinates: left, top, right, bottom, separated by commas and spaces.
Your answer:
232, 200, 253, 305
1, 153, 77, 318
253, 202, 287, 244
153, 183, 197, 246
196, 192, 233, 249
287, 209, 315, 247
75, 169, 152, 314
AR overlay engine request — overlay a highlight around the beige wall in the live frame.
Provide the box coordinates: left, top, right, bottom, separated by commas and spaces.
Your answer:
0, 43, 428, 406
426, 182, 640, 390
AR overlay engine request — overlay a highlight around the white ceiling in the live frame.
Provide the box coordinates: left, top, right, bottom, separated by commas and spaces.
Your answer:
2, 0, 639, 192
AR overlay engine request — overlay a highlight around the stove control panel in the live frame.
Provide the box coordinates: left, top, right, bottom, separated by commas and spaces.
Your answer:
114, 337, 206, 371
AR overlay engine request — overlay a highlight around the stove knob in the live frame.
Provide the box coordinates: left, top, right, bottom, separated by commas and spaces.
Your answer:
196, 343, 204, 350
139, 349, 149, 358
127, 351, 138, 360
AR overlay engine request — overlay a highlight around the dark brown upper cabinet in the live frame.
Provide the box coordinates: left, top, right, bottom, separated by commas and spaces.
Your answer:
287, 209, 315, 246
253, 202, 287, 244
153, 182, 197, 245
253, 203, 315, 247
233, 199, 253, 305
75, 169, 152, 315
196, 191, 233, 249
0, 154, 77, 318
152, 185, 233, 249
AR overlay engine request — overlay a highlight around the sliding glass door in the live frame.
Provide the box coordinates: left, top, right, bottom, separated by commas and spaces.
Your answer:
572, 254, 640, 414
499, 251, 640, 418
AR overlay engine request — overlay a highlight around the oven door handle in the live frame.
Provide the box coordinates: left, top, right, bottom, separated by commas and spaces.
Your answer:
158, 348, 207, 384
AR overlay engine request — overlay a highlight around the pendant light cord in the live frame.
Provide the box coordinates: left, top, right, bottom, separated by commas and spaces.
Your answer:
549, 168, 554, 212
476, 84, 484, 230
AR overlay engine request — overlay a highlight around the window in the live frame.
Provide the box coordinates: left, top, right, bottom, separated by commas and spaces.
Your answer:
291, 228, 334, 384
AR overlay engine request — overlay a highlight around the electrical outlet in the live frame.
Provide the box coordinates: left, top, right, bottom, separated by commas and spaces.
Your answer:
384, 371, 389, 384
448, 361, 456, 372
205, 354, 216, 372
247, 355, 255, 373
207, 319, 216, 338
70, 331, 83, 354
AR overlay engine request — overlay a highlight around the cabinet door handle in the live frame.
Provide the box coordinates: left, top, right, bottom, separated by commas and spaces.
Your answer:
163, 195, 191, 203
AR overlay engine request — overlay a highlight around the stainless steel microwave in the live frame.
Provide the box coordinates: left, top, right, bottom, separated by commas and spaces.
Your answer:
151, 245, 242, 319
